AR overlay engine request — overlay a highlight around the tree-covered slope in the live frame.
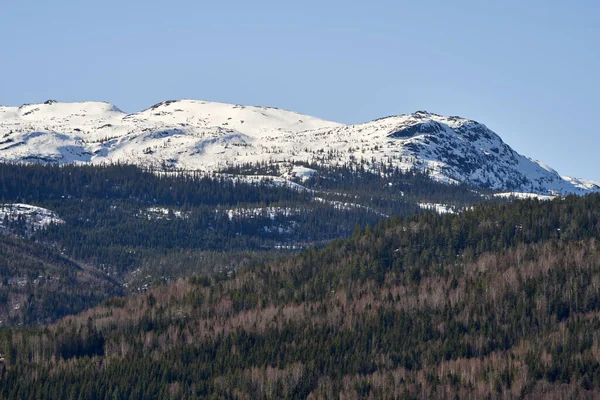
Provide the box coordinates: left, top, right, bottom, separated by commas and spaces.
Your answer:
0, 162, 489, 326
0, 234, 120, 326
2, 195, 600, 398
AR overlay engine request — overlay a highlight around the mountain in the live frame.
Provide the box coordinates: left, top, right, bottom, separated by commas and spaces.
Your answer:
0, 99, 597, 195
3, 194, 600, 398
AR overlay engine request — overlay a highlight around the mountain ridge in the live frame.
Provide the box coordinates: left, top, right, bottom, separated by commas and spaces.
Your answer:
0, 99, 597, 195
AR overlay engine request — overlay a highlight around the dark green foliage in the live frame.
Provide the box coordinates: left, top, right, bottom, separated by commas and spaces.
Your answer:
0, 235, 120, 326
0, 162, 445, 276
2, 195, 600, 398
0, 162, 494, 326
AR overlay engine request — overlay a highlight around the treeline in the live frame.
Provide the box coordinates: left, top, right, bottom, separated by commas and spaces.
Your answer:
0, 162, 488, 279
222, 160, 492, 207
0, 163, 307, 206
0, 162, 492, 326
1, 195, 600, 398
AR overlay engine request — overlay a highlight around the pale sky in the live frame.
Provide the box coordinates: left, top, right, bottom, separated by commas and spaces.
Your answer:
2, 0, 599, 179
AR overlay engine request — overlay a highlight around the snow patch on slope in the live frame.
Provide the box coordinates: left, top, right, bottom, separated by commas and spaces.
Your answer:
0, 204, 63, 231
223, 207, 300, 221
138, 207, 187, 220
418, 203, 457, 214
494, 192, 556, 201
0, 100, 597, 196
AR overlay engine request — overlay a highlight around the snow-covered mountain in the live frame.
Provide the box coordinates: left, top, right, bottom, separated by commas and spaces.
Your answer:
0, 99, 597, 195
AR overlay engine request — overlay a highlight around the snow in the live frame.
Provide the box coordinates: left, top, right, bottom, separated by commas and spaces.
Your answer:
223, 207, 300, 221
217, 173, 311, 193
418, 203, 457, 214
283, 165, 318, 182
132, 100, 339, 137
0, 204, 64, 230
0, 100, 598, 196
313, 197, 389, 217
139, 207, 186, 220
494, 192, 556, 201
562, 176, 600, 191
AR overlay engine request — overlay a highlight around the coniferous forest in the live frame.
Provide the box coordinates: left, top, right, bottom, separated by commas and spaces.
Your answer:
0, 162, 490, 325
1, 164, 599, 398
2, 0, 597, 398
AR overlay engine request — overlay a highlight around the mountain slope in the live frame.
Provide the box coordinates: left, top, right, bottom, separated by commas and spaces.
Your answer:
0, 233, 121, 326
3, 195, 600, 398
0, 100, 596, 195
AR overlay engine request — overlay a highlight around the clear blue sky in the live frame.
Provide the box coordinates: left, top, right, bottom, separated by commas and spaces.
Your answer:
2, 0, 599, 180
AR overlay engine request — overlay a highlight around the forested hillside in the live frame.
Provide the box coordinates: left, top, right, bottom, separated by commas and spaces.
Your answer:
0, 235, 120, 326
1, 195, 599, 399
0, 162, 489, 326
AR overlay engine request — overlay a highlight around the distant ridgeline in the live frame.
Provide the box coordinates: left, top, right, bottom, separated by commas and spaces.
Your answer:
1, 100, 598, 196
1, 193, 600, 398
0, 162, 491, 326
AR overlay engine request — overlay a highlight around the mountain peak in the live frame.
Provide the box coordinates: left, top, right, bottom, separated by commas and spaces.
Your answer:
15, 100, 124, 118
0, 99, 596, 196
412, 110, 445, 118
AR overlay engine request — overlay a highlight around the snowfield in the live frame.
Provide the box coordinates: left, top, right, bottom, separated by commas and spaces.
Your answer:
0, 99, 598, 196
418, 203, 458, 214
0, 204, 63, 231
222, 207, 301, 221
138, 207, 188, 220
